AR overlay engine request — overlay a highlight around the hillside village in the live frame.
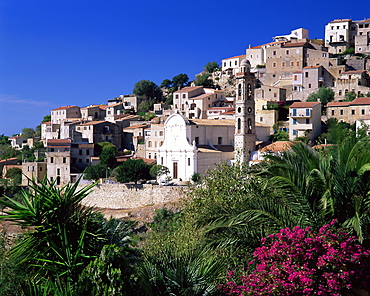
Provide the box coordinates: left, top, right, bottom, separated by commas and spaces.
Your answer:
2, 18, 370, 185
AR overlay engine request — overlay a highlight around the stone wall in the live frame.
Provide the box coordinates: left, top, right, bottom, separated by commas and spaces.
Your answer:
79, 184, 186, 209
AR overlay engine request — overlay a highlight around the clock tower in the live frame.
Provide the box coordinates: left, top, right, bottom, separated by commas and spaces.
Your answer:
234, 59, 256, 164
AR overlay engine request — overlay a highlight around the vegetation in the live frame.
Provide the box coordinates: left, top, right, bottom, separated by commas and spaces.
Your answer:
204, 61, 220, 73
194, 73, 214, 88
115, 159, 151, 183
84, 163, 108, 180
344, 90, 357, 101
149, 164, 169, 183
133, 80, 162, 101
306, 85, 334, 106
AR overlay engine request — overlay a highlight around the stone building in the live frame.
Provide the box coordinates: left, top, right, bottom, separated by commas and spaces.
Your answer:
21, 161, 47, 186
51, 106, 81, 124
46, 139, 71, 186
327, 97, 370, 124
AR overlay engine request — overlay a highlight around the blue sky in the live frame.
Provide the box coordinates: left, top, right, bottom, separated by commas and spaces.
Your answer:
0, 0, 369, 136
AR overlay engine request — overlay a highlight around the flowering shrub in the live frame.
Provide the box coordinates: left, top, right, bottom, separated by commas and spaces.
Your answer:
221, 221, 370, 296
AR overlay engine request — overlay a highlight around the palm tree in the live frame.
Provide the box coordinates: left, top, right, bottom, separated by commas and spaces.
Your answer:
0, 177, 106, 283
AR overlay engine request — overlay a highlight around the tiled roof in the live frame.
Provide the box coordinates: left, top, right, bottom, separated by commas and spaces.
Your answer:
290, 102, 320, 108
123, 124, 149, 130
293, 71, 302, 73
41, 121, 51, 125
260, 141, 294, 153
341, 70, 365, 74
99, 105, 108, 110
174, 86, 203, 93
0, 158, 17, 163
52, 105, 78, 111
9, 135, 21, 139
357, 19, 370, 23
329, 19, 352, 23
282, 42, 307, 48
222, 55, 245, 60
78, 121, 107, 126
303, 65, 321, 69
190, 119, 234, 126
350, 97, 370, 105
249, 41, 285, 49
327, 101, 350, 107
107, 102, 123, 108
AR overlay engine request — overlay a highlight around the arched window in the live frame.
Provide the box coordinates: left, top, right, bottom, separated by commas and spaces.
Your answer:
238, 84, 242, 97
237, 118, 241, 133
247, 118, 252, 133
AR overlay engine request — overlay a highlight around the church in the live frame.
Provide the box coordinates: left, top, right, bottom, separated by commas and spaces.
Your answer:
158, 59, 260, 181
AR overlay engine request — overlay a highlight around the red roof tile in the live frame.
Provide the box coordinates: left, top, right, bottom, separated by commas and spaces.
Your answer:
174, 86, 203, 93
290, 102, 320, 108
52, 105, 78, 111
223, 55, 245, 60
282, 42, 307, 48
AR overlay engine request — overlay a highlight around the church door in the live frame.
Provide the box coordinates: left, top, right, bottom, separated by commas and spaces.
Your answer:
173, 162, 178, 179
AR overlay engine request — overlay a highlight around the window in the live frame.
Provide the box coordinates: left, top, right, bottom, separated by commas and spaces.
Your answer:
294, 75, 298, 81
340, 110, 343, 115
282, 62, 285, 67
161, 157, 163, 165
50, 157, 54, 163
293, 119, 297, 125
274, 93, 277, 98
272, 62, 276, 68
63, 157, 66, 163
40, 167, 43, 171
293, 130, 297, 136
79, 150, 82, 155
308, 84, 311, 88
291, 62, 294, 66
305, 72, 308, 78
286, 50, 289, 55
273, 50, 276, 55
194, 137, 199, 145
293, 109, 297, 116
352, 110, 355, 115
296, 62, 299, 66
57, 168, 60, 176
339, 90, 342, 96
148, 141, 152, 147
362, 109, 365, 115
182, 94, 186, 98
79, 159, 82, 163
148, 153, 151, 159
86, 159, 89, 163
332, 110, 335, 116
188, 158, 190, 166
175, 94, 179, 99
218, 137, 222, 145
27, 166, 30, 172
306, 119, 310, 124
260, 117, 263, 122
235, 61, 237, 65
86, 150, 89, 155
322, 53, 327, 57
159, 131, 163, 136
306, 109, 310, 116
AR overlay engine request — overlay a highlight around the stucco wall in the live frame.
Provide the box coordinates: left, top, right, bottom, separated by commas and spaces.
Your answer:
79, 184, 186, 209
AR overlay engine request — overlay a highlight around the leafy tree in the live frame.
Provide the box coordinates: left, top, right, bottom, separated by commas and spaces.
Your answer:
99, 143, 117, 168
116, 159, 151, 184
344, 91, 357, 101
165, 93, 173, 105
137, 99, 155, 112
151, 207, 179, 234
204, 61, 220, 73
171, 73, 189, 89
191, 172, 201, 183
194, 73, 214, 88
269, 130, 289, 142
133, 80, 162, 101
21, 127, 35, 139
341, 47, 355, 55
84, 164, 108, 180
306, 85, 334, 106
366, 92, 370, 97
149, 165, 169, 182
42, 115, 51, 123
0, 134, 9, 145
160, 79, 172, 89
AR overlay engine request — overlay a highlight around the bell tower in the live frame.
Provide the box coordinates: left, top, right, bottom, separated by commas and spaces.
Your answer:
234, 59, 256, 164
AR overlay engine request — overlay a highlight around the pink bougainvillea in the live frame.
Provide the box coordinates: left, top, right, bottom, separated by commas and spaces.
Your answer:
221, 221, 370, 296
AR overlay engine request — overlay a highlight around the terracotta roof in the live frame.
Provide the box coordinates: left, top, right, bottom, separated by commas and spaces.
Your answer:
52, 105, 78, 111
249, 41, 285, 49
327, 101, 350, 107
282, 42, 307, 48
260, 141, 294, 153
221, 111, 235, 115
41, 121, 51, 125
341, 70, 365, 74
293, 71, 302, 73
357, 19, 370, 23
328, 98, 370, 107
78, 121, 107, 126
190, 119, 234, 126
9, 135, 21, 139
223, 55, 246, 60
350, 97, 370, 105
107, 102, 123, 108
0, 158, 17, 163
303, 65, 321, 69
290, 102, 320, 108
329, 19, 352, 23
174, 86, 203, 93
4, 164, 22, 170
123, 124, 149, 130
99, 105, 108, 110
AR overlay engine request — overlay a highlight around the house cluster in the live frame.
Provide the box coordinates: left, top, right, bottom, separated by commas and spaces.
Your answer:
7, 18, 370, 185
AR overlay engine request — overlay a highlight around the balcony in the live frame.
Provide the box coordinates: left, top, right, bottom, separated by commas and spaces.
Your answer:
290, 112, 311, 118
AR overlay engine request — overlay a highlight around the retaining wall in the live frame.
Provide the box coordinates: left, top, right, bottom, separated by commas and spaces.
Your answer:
79, 184, 186, 209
